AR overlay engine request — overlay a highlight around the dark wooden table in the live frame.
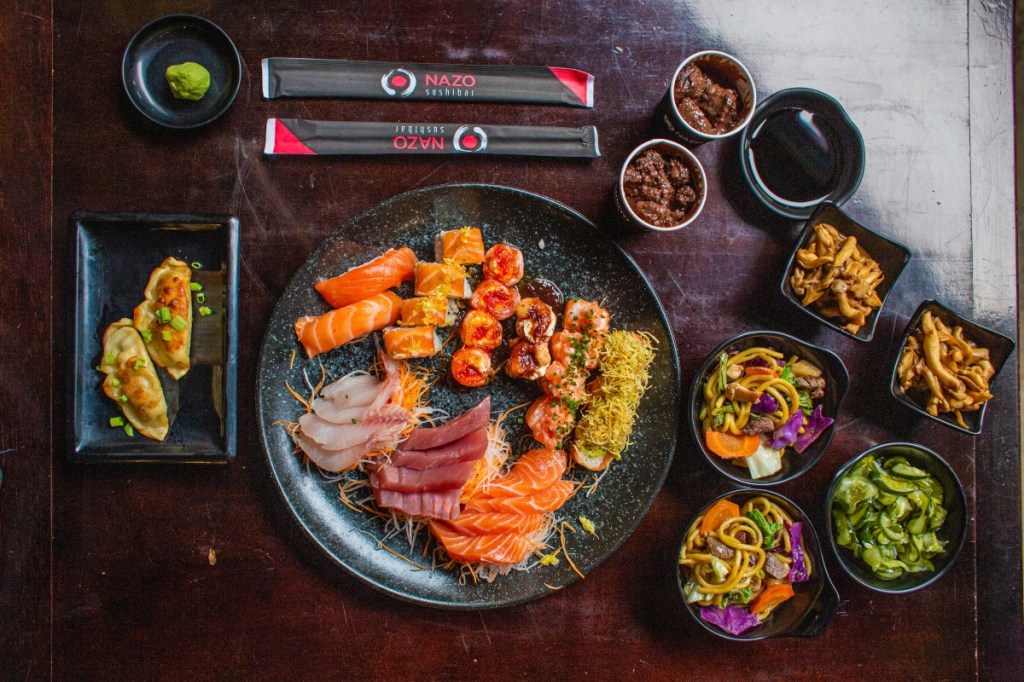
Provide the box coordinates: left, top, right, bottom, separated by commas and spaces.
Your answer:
2, 1, 1019, 679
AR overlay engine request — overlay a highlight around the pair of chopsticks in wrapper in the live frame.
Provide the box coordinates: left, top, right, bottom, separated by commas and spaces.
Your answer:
261, 58, 599, 158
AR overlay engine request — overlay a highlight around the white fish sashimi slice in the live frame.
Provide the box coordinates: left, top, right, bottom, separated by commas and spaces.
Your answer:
320, 373, 380, 405
299, 403, 411, 450
311, 400, 369, 425
367, 354, 403, 413
296, 433, 366, 473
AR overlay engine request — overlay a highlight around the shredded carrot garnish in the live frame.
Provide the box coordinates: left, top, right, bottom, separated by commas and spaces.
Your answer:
377, 542, 431, 570
544, 583, 563, 590
284, 381, 310, 411
558, 521, 585, 580
289, 349, 296, 370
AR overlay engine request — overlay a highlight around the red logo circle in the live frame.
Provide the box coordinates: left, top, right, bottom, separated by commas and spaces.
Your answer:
461, 135, 478, 149
391, 75, 408, 87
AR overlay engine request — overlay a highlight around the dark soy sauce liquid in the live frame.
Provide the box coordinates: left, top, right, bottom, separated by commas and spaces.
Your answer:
748, 107, 838, 203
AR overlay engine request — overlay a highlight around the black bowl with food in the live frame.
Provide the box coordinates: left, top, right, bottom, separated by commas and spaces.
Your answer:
739, 88, 865, 220
616, 139, 707, 232
781, 202, 911, 342
890, 300, 1015, 435
660, 50, 757, 145
825, 442, 968, 594
677, 489, 839, 640
689, 331, 849, 486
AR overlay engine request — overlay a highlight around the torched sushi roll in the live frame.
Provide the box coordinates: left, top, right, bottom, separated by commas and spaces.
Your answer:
435, 227, 486, 265
459, 310, 503, 351
483, 243, 524, 287
400, 294, 456, 327
450, 347, 493, 388
383, 325, 442, 360
470, 279, 521, 321
515, 297, 557, 344
505, 338, 551, 380
414, 262, 471, 299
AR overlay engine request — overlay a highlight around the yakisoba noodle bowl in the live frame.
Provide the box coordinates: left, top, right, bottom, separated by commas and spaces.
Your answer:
677, 490, 838, 640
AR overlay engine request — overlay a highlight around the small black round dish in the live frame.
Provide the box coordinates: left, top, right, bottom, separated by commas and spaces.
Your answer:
677, 489, 840, 640
689, 330, 849, 486
739, 88, 865, 220
825, 442, 968, 594
122, 14, 242, 129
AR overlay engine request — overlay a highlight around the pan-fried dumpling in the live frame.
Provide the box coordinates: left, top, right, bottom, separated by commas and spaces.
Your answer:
99, 318, 169, 441
133, 256, 192, 379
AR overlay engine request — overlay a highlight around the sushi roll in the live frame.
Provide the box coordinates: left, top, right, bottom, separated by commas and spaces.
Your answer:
383, 325, 442, 360
400, 294, 456, 327
435, 227, 486, 265
414, 262, 472, 299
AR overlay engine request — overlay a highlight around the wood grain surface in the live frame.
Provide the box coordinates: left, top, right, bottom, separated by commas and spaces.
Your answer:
1, 0, 1019, 679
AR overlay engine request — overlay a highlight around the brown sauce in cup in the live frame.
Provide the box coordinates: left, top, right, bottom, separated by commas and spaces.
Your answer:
674, 62, 742, 135
622, 148, 700, 228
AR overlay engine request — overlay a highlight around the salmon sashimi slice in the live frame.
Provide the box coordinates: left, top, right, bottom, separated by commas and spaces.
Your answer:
400, 295, 454, 327
414, 262, 471, 299
382, 325, 441, 360
401, 397, 491, 451
429, 523, 538, 564
373, 486, 462, 520
295, 290, 402, 358
445, 511, 548, 536
389, 428, 489, 470
463, 479, 576, 514
434, 227, 486, 265
314, 247, 417, 309
474, 449, 567, 498
373, 458, 478, 493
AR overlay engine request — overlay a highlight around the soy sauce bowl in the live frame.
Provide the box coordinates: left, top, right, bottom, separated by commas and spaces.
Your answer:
739, 88, 865, 220
677, 489, 840, 640
689, 331, 849, 486
825, 443, 968, 594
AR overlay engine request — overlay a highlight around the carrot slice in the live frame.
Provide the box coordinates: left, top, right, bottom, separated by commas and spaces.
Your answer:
749, 583, 795, 615
705, 430, 760, 459
699, 498, 741, 536
744, 366, 777, 377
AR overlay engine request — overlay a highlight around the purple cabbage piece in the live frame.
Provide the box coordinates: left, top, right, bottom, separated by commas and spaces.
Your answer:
787, 521, 810, 583
745, 356, 771, 369
700, 605, 763, 636
793, 405, 834, 453
765, 412, 803, 450
751, 393, 780, 415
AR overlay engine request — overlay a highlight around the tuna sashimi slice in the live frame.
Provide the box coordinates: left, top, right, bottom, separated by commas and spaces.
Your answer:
388, 428, 489, 470
401, 396, 491, 451
429, 523, 539, 564
373, 487, 462, 520
373, 459, 478, 493
463, 480, 576, 515
445, 511, 548, 536
475, 449, 566, 498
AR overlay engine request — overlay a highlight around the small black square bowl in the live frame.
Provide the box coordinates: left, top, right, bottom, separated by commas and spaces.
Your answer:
824, 442, 968, 594
781, 201, 911, 342
689, 330, 849, 486
889, 300, 1015, 435
677, 489, 840, 640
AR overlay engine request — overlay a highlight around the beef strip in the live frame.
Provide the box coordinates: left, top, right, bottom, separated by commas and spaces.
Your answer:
795, 375, 827, 399
706, 536, 735, 560
764, 553, 791, 580
741, 416, 775, 435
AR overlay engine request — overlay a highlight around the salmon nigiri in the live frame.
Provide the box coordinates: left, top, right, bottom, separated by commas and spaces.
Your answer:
315, 247, 417, 308
295, 291, 402, 358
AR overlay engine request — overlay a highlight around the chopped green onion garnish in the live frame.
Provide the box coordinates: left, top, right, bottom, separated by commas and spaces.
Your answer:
104, 351, 116, 366
170, 315, 187, 332
161, 330, 172, 341
140, 330, 153, 342
111, 378, 121, 388
189, 282, 203, 291
196, 292, 206, 304
199, 306, 212, 317
109, 416, 124, 428
156, 306, 171, 324
119, 394, 128, 403
191, 261, 202, 269
133, 358, 146, 370
124, 424, 135, 437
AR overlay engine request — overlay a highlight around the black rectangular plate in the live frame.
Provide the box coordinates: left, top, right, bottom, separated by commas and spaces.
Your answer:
67, 212, 239, 462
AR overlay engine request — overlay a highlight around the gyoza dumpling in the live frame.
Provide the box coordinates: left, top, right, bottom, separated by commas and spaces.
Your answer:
99, 318, 169, 441
133, 256, 192, 379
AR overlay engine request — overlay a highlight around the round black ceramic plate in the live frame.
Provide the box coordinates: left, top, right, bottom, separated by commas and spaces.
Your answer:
257, 184, 681, 609
122, 14, 241, 129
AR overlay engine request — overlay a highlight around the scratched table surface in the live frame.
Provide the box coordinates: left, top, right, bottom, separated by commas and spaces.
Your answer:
1, 1, 1019, 679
